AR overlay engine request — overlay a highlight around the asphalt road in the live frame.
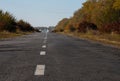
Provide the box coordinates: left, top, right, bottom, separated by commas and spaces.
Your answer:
0, 32, 120, 81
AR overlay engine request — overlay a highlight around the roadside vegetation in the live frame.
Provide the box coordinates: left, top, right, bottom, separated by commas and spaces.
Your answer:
54, 0, 120, 47
0, 10, 39, 39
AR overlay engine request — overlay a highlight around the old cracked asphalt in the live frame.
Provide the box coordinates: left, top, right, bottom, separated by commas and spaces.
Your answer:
0, 32, 120, 81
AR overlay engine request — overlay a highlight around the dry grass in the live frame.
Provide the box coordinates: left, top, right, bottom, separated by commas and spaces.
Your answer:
0, 31, 33, 39
60, 31, 120, 48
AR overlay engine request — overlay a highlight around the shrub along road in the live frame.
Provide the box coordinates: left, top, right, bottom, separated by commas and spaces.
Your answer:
0, 32, 120, 81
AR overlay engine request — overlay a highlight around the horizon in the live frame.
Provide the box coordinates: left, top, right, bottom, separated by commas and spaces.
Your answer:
0, 0, 86, 27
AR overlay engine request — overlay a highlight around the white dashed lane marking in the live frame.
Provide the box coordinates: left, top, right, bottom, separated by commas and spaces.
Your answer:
34, 65, 45, 75
42, 45, 46, 48
35, 33, 47, 76
40, 51, 46, 55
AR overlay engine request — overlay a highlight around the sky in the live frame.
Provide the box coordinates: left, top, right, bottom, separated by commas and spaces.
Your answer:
0, 0, 86, 27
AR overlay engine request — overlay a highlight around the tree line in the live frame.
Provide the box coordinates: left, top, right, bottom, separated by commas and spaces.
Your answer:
55, 0, 120, 34
0, 10, 37, 33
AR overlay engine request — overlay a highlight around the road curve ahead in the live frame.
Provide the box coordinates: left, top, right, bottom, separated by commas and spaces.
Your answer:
0, 32, 120, 81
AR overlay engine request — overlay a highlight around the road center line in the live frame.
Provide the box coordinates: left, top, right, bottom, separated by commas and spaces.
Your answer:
34, 65, 45, 75
42, 45, 46, 48
40, 51, 46, 55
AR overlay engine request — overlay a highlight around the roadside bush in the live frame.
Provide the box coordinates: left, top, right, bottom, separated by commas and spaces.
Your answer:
65, 24, 76, 32
100, 21, 120, 34
60, 29, 64, 32
0, 22, 5, 31
77, 21, 97, 33
17, 20, 34, 32
69, 26, 76, 32
34, 29, 41, 32
0, 11, 17, 32
0, 10, 35, 33
52, 30, 57, 33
